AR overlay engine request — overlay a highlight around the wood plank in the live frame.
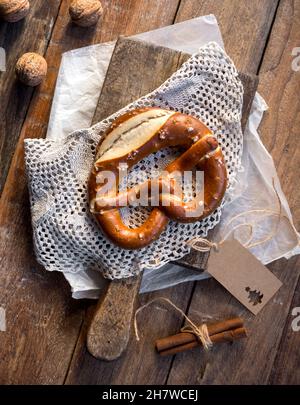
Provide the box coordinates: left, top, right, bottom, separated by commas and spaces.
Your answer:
257, 0, 300, 384
51, 0, 181, 47
92, 37, 189, 122
175, 0, 279, 74
65, 36, 195, 384
0, 0, 62, 194
270, 276, 300, 384
239, 73, 260, 131
168, 0, 300, 385
257, 0, 300, 227
87, 277, 141, 361
0, 1, 181, 384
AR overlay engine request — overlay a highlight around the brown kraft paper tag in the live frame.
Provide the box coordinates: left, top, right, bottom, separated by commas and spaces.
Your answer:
207, 240, 282, 315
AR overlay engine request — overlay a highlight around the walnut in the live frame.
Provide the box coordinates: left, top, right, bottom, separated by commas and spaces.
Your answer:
15, 53, 47, 87
0, 0, 30, 23
69, 0, 103, 27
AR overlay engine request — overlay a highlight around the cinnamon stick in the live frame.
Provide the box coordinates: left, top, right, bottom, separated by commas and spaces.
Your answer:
158, 327, 247, 356
156, 317, 244, 353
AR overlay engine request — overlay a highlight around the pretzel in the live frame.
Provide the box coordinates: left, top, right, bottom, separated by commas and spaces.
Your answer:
89, 107, 227, 249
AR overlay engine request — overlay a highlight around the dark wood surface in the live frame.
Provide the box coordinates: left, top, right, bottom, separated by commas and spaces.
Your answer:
0, 0, 299, 384
257, 0, 300, 385
0, 0, 62, 194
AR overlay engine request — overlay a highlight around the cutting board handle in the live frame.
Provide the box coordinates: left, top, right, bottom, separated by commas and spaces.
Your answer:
87, 274, 141, 361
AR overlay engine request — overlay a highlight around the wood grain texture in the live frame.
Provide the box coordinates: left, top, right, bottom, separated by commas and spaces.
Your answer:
258, 0, 300, 228
0, 0, 62, 194
0, 1, 86, 385
175, 0, 280, 74
270, 276, 300, 384
93, 37, 189, 122
87, 276, 141, 361
0, 61, 86, 383
257, 0, 300, 384
51, 0, 181, 47
168, 0, 300, 385
0, 1, 181, 384
239, 73, 260, 131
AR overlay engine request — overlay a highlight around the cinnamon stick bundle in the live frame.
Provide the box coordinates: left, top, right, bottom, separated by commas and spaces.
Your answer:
155, 317, 247, 356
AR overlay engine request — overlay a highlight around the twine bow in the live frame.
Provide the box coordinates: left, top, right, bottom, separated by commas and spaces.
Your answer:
134, 297, 213, 349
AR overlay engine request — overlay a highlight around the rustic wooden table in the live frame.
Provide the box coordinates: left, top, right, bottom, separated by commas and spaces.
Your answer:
0, 0, 299, 385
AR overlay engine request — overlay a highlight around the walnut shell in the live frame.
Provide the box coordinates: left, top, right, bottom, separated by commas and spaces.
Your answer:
15, 53, 47, 87
69, 0, 103, 27
0, 0, 30, 22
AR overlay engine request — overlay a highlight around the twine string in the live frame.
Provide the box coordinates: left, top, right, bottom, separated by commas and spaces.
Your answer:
188, 178, 299, 253
134, 297, 212, 349
187, 222, 254, 253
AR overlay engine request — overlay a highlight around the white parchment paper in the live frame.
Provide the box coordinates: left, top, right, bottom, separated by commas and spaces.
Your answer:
45, 15, 299, 298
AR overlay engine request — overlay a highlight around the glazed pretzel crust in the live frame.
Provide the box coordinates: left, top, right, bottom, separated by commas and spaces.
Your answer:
89, 107, 227, 249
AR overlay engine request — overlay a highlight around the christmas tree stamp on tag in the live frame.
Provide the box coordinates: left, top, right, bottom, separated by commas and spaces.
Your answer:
207, 240, 282, 315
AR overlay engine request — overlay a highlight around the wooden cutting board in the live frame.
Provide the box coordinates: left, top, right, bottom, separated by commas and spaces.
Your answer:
87, 36, 259, 360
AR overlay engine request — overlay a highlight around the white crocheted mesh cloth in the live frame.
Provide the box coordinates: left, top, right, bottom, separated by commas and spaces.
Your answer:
24, 42, 243, 280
